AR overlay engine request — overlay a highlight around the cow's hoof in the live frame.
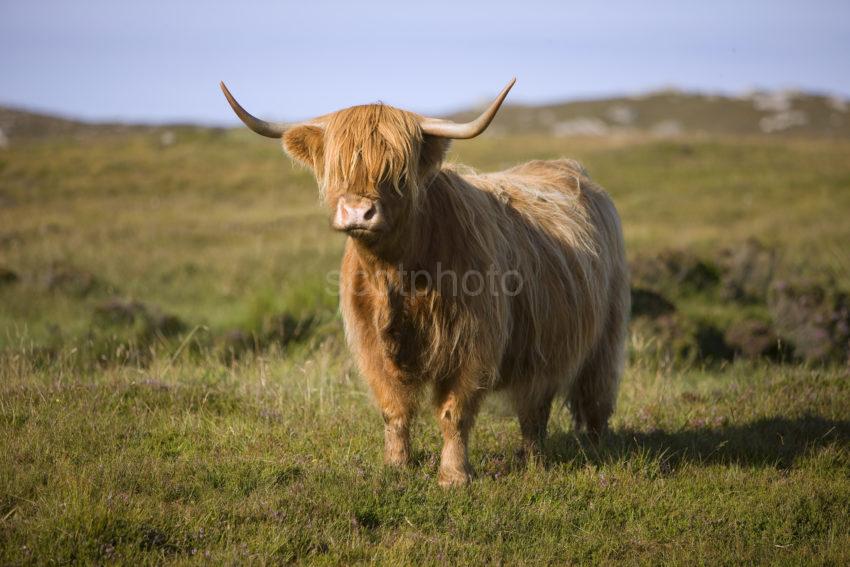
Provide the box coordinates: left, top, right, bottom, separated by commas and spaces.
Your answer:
384, 454, 411, 468
383, 442, 411, 467
438, 467, 472, 488
515, 445, 544, 467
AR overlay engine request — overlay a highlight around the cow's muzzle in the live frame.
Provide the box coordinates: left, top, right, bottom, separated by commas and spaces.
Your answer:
332, 195, 386, 235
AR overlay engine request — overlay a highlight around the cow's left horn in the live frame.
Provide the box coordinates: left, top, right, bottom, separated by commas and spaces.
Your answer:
220, 82, 289, 138
419, 78, 515, 139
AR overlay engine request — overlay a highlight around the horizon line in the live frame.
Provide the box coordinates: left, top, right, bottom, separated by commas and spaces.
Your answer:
1, 84, 847, 129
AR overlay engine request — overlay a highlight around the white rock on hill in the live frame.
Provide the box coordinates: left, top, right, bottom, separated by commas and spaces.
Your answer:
606, 104, 637, 125
750, 90, 794, 113
759, 110, 808, 133
828, 96, 848, 113
551, 118, 609, 137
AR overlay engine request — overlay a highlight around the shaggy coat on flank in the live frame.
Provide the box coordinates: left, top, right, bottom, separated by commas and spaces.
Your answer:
231, 96, 629, 486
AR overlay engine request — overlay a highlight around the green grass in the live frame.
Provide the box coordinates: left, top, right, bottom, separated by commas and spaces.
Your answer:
1, 129, 849, 563
1, 349, 847, 564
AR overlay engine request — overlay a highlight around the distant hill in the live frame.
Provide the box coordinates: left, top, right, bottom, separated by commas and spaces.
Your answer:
449, 89, 850, 138
0, 106, 215, 146
0, 107, 145, 144
2, 90, 849, 146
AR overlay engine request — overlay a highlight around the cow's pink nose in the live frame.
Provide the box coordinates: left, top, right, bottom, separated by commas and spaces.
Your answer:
333, 196, 383, 233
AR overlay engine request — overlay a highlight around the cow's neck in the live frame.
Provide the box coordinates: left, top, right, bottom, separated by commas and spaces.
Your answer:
346, 171, 462, 278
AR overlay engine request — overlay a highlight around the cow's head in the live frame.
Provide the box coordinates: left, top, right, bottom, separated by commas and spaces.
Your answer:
220, 80, 514, 255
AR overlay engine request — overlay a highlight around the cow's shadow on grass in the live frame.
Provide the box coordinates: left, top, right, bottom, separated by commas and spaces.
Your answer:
537, 415, 850, 473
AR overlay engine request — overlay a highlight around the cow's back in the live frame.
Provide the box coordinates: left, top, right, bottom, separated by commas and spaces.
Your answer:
454, 159, 628, 389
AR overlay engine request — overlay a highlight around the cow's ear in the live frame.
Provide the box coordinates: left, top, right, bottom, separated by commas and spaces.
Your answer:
420, 135, 451, 176
283, 125, 324, 170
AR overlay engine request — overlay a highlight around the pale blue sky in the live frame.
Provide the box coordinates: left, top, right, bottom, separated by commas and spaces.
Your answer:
1, 0, 848, 124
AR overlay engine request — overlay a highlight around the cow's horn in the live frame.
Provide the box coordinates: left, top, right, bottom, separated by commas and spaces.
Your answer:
220, 82, 289, 138
419, 78, 515, 139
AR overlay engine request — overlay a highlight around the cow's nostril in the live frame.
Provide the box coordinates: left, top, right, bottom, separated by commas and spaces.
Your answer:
363, 206, 376, 221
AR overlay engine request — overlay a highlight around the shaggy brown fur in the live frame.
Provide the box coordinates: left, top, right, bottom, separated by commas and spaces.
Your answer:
278, 103, 629, 486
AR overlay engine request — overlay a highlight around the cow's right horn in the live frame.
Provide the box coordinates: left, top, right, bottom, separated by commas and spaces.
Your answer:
220, 82, 289, 138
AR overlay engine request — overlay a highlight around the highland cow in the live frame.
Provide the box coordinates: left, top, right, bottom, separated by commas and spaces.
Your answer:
221, 79, 630, 486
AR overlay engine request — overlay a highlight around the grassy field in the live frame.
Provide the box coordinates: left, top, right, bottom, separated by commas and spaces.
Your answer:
1, 127, 849, 563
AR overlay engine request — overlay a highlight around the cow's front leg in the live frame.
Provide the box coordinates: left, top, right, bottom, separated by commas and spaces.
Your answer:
368, 374, 420, 467
433, 385, 483, 487
382, 409, 412, 467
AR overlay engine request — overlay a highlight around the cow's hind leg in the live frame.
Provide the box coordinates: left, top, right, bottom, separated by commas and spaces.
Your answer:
569, 306, 627, 439
512, 383, 556, 460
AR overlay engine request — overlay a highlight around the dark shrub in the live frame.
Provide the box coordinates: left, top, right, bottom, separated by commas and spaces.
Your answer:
263, 313, 316, 347
631, 249, 720, 294
769, 280, 850, 363
724, 319, 785, 359
631, 287, 676, 319
220, 329, 255, 361
695, 322, 734, 362
719, 238, 778, 303
94, 298, 148, 325
0, 266, 18, 286
40, 262, 101, 296
94, 298, 187, 338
